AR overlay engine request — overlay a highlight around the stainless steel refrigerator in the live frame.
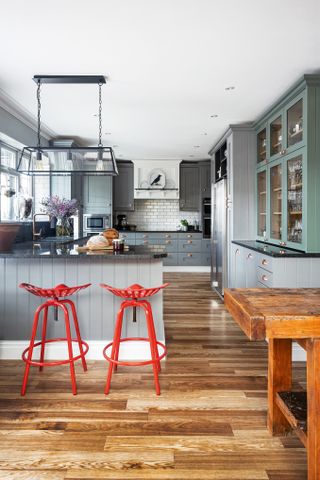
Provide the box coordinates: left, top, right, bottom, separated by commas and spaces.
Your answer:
211, 178, 228, 297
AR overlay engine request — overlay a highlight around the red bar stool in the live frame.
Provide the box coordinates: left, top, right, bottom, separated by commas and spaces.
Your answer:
19, 282, 91, 396
100, 283, 169, 395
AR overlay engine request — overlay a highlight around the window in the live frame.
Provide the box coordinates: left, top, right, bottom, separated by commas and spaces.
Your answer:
0, 172, 18, 221
0, 144, 34, 221
1, 147, 16, 169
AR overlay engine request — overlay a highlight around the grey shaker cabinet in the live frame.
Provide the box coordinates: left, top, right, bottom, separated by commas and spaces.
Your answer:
200, 161, 211, 200
83, 175, 112, 214
179, 163, 200, 211
113, 162, 134, 211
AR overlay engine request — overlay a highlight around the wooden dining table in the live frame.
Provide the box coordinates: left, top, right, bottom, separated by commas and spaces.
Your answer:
224, 288, 320, 480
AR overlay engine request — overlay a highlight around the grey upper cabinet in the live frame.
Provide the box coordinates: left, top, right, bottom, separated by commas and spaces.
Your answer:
179, 163, 200, 211
83, 175, 112, 213
199, 161, 211, 199
113, 162, 134, 211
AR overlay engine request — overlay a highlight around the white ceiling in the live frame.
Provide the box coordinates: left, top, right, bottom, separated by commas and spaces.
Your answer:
0, 0, 319, 160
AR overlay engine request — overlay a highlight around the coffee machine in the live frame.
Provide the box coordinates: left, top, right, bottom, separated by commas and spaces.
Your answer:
116, 214, 128, 230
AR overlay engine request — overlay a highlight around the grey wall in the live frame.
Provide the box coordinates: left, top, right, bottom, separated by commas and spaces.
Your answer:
0, 105, 49, 147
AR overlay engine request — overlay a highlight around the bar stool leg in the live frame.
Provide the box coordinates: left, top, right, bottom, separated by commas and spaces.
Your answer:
144, 304, 160, 395
39, 306, 48, 372
21, 304, 45, 396
144, 301, 161, 373
105, 307, 124, 395
64, 299, 87, 372
61, 303, 77, 395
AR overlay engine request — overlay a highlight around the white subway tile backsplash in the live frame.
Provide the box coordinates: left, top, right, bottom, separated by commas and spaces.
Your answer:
116, 199, 200, 231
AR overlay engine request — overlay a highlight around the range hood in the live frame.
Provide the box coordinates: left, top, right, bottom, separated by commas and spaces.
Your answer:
133, 160, 181, 200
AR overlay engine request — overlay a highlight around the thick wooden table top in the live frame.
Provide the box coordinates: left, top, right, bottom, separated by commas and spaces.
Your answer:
224, 288, 320, 340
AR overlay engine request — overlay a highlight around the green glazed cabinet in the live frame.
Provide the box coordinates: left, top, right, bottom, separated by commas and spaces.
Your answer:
255, 75, 320, 252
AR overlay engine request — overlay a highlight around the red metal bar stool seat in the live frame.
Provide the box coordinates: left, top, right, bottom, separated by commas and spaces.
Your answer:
100, 283, 169, 395
19, 282, 91, 396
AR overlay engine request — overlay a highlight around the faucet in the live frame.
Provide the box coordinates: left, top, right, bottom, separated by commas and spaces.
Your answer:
32, 213, 43, 240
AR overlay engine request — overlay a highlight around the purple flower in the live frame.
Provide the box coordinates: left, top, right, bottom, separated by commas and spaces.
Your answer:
40, 196, 79, 220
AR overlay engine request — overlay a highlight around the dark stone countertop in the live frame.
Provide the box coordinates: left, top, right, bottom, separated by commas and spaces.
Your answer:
0, 236, 167, 259
232, 240, 320, 258
118, 230, 203, 233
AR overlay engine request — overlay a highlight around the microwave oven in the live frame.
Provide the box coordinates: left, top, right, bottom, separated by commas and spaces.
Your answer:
83, 214, 111, 232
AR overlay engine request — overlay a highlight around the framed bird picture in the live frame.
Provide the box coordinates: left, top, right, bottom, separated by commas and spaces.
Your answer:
148, 169, 166, 189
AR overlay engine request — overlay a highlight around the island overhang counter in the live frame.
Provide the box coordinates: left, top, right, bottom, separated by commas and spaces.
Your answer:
0, 238, 167, 361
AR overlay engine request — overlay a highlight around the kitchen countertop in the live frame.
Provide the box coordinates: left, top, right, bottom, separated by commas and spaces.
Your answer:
118, 230, 203, 233
0, 236, 167, 259
232, 240, 320, 258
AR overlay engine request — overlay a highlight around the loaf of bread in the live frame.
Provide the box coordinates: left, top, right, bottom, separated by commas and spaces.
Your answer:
101, 228, 119, 246
86, 234, 109, 247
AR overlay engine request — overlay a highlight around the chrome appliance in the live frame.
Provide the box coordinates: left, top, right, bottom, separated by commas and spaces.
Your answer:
211, 178, 228, 297
83, 213, 111, 235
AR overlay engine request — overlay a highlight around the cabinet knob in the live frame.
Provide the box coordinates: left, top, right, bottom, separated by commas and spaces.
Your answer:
247, 253, 253, 259
262, 259, 268, 266
166, 240, 171, 244
187, 253, 193, 257
187, 234, 191, 238
187, 240, 193, 244
279, 241, 286, 246
262, 274, 268, 282
235, 249, 240, 255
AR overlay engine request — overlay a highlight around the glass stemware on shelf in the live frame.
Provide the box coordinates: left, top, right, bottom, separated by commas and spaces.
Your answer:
287, 155, 303, 244
257, 170, 267, 236
270, 116, 282, 157
270, 163, 282, 240
287, 99, 303, 148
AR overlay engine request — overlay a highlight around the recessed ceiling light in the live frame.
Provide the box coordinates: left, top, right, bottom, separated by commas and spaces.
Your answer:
112, 144, 119, 148
210, 114, 218, 118
201, 132, 208, 136
193, 145, 200, 148
93, 113, 98, 117
225, 86, 235, 91
104, 132, 112, 135
189, 154, 194, 157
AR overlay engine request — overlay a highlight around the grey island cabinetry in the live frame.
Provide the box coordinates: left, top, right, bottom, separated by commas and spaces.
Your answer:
0, 238, 166, 359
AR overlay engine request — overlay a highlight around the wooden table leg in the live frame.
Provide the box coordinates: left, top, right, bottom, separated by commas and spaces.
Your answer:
267, 338, 292, 435
307, 338, 320, 480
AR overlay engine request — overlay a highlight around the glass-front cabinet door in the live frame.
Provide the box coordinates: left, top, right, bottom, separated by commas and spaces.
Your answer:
257, 169, 267, 238
270, 114, 283, 159
286, 151, 304, 248
285, 94, 305, 154
257, 128, 267, 165
269, 161, 283, 242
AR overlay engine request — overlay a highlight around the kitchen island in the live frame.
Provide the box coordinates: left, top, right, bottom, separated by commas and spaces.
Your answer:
0, 237, 167, 360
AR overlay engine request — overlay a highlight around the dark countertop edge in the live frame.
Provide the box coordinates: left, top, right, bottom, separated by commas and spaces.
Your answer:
118, 230, 203, 233
0, 251, 168, 259
232, 240, 320, 258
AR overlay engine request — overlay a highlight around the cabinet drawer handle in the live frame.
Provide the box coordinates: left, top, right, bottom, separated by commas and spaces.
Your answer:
166, 240, 171, 244
187, 240, 193, 244
262, 274, 268, 282
247, 253, 253, 259
262, 259, 268, 266
235, 249, 240, 255
187, 234, 192, 238
165, 234, 170, 238
279, 241, 286, 246
187, 253, 193, 257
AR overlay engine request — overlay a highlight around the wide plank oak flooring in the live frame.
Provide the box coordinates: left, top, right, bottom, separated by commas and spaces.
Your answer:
0, 273, 307, 479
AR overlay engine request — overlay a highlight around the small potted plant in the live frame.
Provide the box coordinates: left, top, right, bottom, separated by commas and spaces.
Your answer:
180, 219, 189, 232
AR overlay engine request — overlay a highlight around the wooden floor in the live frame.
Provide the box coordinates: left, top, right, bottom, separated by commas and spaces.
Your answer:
0, 273, 307, 479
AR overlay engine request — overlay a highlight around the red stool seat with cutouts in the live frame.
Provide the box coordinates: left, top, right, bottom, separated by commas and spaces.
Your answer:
19, 282, 91, 396
100, 282, 169, 395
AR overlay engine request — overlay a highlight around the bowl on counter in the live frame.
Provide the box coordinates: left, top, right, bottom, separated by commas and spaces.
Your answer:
0, 223, 20, 251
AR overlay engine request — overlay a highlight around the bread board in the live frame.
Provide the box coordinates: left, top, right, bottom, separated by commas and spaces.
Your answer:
76, 244, 129, 252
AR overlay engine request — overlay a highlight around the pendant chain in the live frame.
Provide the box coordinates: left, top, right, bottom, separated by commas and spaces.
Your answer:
98, 82, 103, 147
37, 79, 41, 148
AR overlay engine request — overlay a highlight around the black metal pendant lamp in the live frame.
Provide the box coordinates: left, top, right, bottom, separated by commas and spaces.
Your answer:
17, 75, 118, 176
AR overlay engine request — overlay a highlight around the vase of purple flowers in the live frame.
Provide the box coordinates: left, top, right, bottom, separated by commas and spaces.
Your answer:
41, 196, 79, 237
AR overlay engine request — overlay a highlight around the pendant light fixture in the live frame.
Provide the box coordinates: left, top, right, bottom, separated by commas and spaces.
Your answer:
17, 75, 118, 176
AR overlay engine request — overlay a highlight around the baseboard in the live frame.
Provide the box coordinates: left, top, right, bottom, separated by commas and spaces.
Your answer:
0, 340, 163, 361
163, 266, 210, 272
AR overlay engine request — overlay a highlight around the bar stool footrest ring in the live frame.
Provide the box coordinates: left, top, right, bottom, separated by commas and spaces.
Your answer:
103, 337, 167, 367
22, 338, 89, 367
